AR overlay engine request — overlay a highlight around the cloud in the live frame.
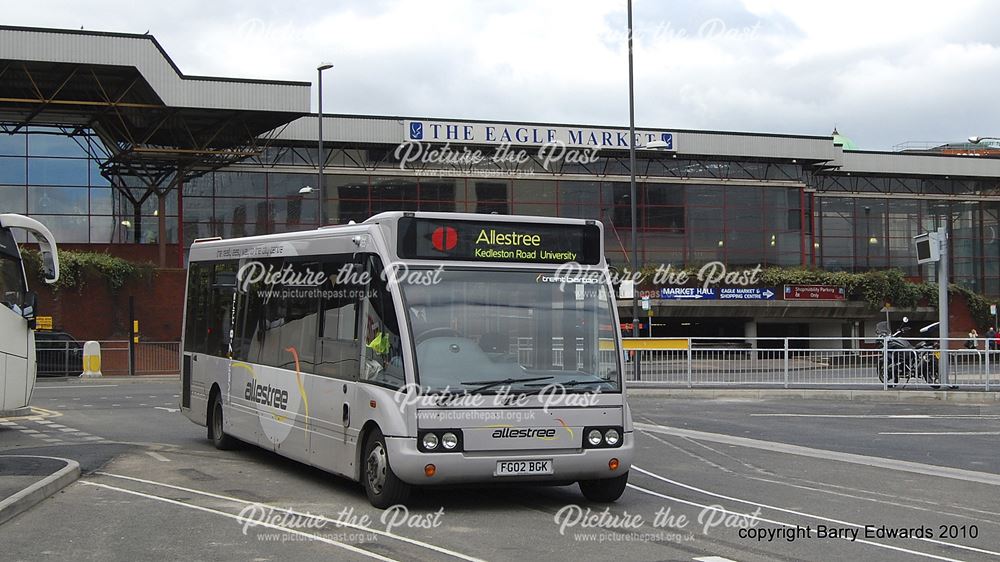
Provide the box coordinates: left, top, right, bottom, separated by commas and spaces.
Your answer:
4, 0, 1000, 149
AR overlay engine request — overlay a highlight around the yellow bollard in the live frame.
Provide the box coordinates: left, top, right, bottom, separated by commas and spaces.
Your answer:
80, 341, 102, 378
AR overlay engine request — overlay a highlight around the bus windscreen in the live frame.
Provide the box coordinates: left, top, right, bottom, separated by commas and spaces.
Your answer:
396, 217, 601, 265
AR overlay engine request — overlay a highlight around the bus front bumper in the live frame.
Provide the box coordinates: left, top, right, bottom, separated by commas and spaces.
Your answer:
385, 433, 634, 486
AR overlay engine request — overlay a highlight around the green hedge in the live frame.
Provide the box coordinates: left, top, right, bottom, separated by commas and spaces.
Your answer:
21, 249, 153, 293
625, 264, 995, 328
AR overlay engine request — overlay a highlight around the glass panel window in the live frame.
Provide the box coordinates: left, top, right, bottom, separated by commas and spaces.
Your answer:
268, 172, 314, 198
0, 186, 26, 213
215, 171, 265, 198
317, 259, 363, 380
184, 174, 214, 197
89, 188, 113, 215
0, 134, 25, 157
400, 269, 621, 393
27, 158, 89, 186
0, 157, 26, 184
89, 159, 110, 186
28, 186, 89, 214
32, 215, 89, 243
27, 133, 89, 157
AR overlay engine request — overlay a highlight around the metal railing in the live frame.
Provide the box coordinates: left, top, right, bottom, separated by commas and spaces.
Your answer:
34, 339, 180, 377
624, 337, 999, 390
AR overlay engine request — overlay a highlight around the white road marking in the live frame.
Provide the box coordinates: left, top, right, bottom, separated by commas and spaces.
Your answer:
634, 422, 1000, 486
34, 384, 118, 390
750, 413, 1000, 419
145, 451, 170, 462
694, 557, 738, 562
633, 465, 1000, 559
94, 471, 487, 562
627, 483, 964, 562
154, 406, 180, 413
79, 481, 398, 562
878, 432, 1000, 436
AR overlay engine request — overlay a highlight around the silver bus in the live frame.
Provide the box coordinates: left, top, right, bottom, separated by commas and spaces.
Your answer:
181, 211, 632, 508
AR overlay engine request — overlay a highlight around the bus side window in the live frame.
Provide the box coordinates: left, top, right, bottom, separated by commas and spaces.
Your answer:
207, 262, 238, 358
317, 258, 361, 380
183, 263, 208, 355
360, 256, 404, 390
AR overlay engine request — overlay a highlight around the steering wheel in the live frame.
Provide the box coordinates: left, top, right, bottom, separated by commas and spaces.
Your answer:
414, 327, 461, 343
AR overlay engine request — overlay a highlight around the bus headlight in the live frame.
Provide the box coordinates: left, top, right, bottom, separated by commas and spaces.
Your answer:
418, 430, 463, 453
422, 433, 439, 451
604, 429, 621, 446
587, 429, 604, 447
583, 426, 624, 449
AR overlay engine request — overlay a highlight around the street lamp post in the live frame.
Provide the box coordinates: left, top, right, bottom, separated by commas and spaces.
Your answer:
317, 62, 333, 226
627, 0, 640, 383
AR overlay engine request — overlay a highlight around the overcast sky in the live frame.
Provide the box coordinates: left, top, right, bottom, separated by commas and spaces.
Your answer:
6, 0, 1000, 149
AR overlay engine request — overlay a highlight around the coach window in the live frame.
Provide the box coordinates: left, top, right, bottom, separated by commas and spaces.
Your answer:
317, 258, 362, 380
360, 255, 404, 390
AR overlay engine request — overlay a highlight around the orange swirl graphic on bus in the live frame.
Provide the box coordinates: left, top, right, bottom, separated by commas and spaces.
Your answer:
283, 346, 310, 419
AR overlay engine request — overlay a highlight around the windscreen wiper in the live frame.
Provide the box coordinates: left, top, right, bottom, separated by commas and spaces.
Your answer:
523, 379, 612, 388
460, 376, 554, 394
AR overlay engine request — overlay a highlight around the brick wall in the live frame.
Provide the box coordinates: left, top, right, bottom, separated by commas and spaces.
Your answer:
34, 269, 186, 342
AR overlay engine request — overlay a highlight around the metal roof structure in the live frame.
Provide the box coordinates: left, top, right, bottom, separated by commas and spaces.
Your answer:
0, 25, 312, 264
0, 25, 309, 196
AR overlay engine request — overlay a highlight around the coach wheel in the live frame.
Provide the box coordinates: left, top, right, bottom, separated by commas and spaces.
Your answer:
579, 471, 629, 503
362, 428, 411, 509
210, 395, 237, 450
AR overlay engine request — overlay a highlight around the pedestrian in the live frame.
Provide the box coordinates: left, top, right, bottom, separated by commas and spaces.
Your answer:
988, 327, 997, 352
966, 329, 979, 350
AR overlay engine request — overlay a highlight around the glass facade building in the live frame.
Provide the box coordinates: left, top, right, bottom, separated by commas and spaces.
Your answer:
2, 127, 1000, 296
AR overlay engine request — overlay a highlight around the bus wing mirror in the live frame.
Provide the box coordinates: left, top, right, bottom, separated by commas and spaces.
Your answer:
22, 292, 37, 328
0, 214, 60, 283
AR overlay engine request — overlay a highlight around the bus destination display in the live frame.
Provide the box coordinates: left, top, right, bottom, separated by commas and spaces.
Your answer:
397, 217, 601, 264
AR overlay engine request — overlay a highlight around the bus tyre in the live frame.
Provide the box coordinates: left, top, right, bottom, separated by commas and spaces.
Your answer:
209, 395, 237, 450
579, 471, 629, 503
362, 429, 411, 509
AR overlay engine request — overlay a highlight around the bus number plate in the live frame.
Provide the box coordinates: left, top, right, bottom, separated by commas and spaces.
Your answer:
495, 460, 553, 476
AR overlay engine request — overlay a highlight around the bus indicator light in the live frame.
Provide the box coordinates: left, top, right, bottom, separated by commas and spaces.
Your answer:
369, 400, 377, 409
424, 464, 436, 477
609, 458, 620, 471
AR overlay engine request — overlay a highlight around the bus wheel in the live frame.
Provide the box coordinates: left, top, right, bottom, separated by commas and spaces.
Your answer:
362, 429, 411, 509
209, 395, 237, 450
579, 472, 629, 503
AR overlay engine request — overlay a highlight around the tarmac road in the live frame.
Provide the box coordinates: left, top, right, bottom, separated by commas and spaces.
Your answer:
0, 378, 998, 561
